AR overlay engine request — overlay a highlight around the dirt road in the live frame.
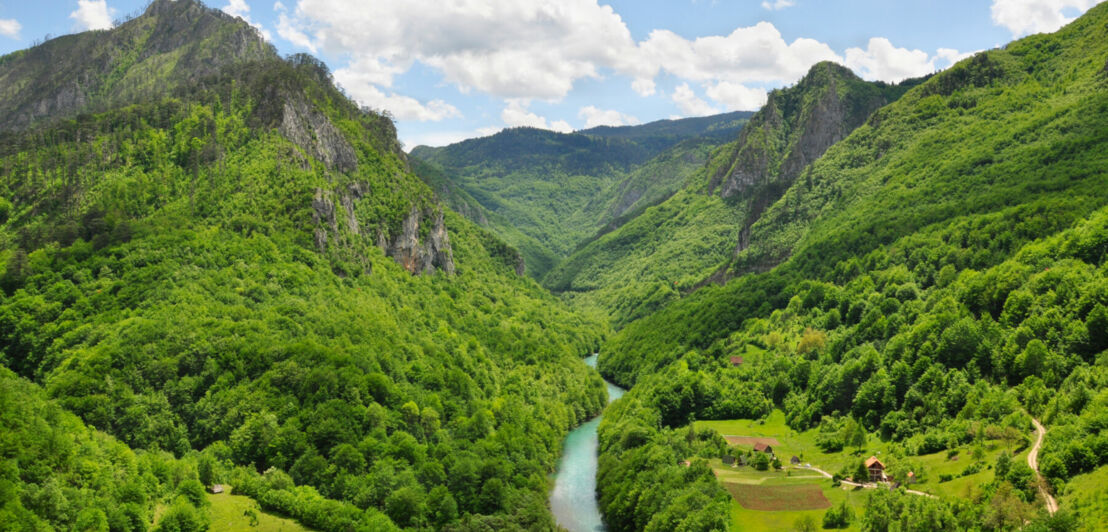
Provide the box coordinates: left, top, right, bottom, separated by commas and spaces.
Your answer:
1029, 418, 1059, 514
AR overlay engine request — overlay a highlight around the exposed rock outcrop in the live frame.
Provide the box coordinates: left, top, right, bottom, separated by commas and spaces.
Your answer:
280, 96, 358, 173
707, 62, 895, 262
312, 185, 455, 276
386, 207, 455, 276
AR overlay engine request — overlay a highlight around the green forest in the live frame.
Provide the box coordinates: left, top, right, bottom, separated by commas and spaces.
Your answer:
594, 5, 1108, 531
0, 1, 608, 530
2, 0, 1108, 531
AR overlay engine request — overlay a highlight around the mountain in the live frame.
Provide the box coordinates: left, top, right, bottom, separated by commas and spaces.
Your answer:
545, 62, 915, 328
410, 112, 752, 277
0, 1, 609, 530
0, 0, 274, 132
595, 5, 1108, 530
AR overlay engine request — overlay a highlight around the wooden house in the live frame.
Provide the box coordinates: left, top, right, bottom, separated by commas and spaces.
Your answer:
865, 456, 886, 482
753, 442, 773, 455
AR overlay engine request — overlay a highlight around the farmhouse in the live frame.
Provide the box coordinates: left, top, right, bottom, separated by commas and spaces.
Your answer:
729, 356, 744, 366
753, 442, 773, 455
865, 456, 886, 482
209, 484, 224, 494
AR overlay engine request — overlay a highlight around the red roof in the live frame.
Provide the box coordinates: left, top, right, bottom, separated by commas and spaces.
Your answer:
730, 356, 744, 365
865, 456, 884, 469
753, 442, 771, 452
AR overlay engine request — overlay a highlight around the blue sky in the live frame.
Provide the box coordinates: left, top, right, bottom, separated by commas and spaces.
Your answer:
0, 0, 1102, 148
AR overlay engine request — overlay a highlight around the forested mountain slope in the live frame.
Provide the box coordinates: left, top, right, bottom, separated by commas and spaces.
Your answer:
0, 366, 213, 530
0, 0, 273, 132
0, 1, 609, 530
409, 112, 751, 277
595, 5, 1108, 530
545, 63, 913, 328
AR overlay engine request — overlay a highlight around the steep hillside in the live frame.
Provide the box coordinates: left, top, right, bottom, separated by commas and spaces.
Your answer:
0, 2, 609, 530
0, 0, 274, 132
596, 5, 1108, 530
410, 112, 751, 277
547, 63, 911, 327
0, 366, 213, 530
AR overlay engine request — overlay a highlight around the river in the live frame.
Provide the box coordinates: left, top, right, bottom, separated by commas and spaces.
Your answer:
550, 354, 626, 532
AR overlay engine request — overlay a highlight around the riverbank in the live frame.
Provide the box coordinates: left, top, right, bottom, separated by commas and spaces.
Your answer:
550, 354, 626, 532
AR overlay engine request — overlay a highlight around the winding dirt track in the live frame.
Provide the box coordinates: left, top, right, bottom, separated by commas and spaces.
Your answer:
1029, 418, 1059, 514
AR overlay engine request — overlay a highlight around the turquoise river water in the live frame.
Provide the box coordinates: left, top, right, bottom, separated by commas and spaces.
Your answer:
549, 354, 626, 532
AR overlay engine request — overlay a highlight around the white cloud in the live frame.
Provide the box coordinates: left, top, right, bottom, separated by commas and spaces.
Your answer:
761, 0, 796, 10
502, 100, 573, 132
274, 1, 317, 52
70, 0, 115, 31
0, 18, 20, 39
579, 106, 640, 128
705, 81, 768, 111
403, 127, 500, 148
221, 0, 272, 41
990, 0, 1101, 37
844, 38, 973, 83
289, 0, 641, 101
631, 78, 656, 96
638, 23, 843, 86
334, 71, 461, 122
672, 83, 720, 117
274, 1, 976, 129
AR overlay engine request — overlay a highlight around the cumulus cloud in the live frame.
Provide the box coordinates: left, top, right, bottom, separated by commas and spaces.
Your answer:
403, 127, 500, 148
0, 18, 20, 39
579, 106, 640, 128
334, 70, 461, 122
70, 0, 114, 31
638, 23, 842, 85
274, 1, 316, 52
672, 83, 720, 117
990, 0, 1101, 37
502, 100, 573, 132
705, 81, 768, 111
287, 0, 640, 101
762, 0, 796, 10
631, 78, 656, 96
845, 38, 974, 82
221, 0, 271, 41
275, 0, 974, 127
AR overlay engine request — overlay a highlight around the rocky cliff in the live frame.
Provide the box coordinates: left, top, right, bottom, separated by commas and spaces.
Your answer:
706, 62, 917, 263
313, 185, 455, 275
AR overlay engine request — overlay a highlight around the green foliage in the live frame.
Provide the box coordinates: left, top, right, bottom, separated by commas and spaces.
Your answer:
411, 113, 751, 278
594, 5, 1108, 530
0, 12, 609, 531
822, 500, 853, 529
0, 366, 210, 531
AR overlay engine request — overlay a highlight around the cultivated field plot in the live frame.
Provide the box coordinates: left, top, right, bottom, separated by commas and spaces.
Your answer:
724, 482, 832, 511
723, 436, 781, 447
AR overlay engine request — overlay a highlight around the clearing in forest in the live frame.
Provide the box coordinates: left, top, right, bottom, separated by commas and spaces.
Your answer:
723, 436, 781, 447
724, 483, 831, 511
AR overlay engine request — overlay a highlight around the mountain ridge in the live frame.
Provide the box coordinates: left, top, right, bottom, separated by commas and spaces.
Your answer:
410, 111, 753, 277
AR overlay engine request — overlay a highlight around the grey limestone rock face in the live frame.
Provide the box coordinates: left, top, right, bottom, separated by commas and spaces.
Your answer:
386, 207, 455, 275
312, 186, 455, 276
280, 97, 359, 173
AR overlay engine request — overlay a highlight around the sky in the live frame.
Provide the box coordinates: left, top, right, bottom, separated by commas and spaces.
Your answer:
0, 0, 1103, 148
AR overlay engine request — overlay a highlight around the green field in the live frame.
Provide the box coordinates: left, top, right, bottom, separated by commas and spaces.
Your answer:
207, 491, 311, 532
1060, 466, 1108, 531
153, 488, 312, 531
695, 411, 1033, 530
